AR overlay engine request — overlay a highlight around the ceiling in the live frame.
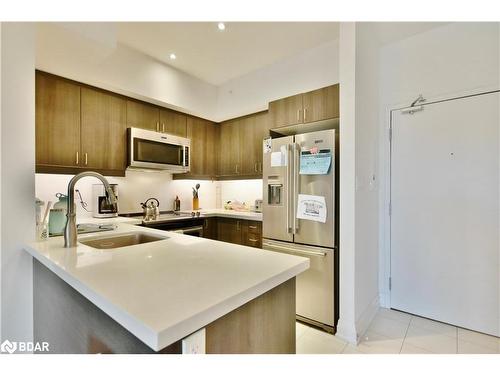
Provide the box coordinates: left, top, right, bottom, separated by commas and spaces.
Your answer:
116, 22, 340, 85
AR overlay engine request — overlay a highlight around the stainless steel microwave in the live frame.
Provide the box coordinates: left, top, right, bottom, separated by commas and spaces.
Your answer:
127, 127, 190, 173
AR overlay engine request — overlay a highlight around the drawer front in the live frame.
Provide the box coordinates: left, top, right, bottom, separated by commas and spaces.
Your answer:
247, 221, 262, 234
245, 232, 262, 248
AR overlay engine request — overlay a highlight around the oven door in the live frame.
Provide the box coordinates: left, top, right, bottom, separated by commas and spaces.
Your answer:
128, 127, 190, 172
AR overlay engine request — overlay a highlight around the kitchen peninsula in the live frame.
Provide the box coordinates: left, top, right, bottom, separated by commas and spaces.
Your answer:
24, 222, 308, 354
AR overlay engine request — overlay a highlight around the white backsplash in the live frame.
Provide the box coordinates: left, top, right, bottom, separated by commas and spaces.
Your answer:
35, 172, 262, 218
219, 179, 263, 208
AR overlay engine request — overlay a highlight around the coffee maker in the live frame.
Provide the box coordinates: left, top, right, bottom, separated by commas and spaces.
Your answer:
92, 183, 118, 218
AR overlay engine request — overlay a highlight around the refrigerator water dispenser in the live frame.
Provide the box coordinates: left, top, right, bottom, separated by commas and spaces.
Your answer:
268, 183, 283, 205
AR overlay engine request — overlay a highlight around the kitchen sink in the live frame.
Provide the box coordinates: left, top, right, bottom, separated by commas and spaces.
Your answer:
79, 232, 168, 249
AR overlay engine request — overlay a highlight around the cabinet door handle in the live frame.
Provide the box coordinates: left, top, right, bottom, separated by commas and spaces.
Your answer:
249, 225, 257, 229
254, 162, 258, 172
304, 108, 307, 122
235, 164, 239, 174
162, 123, 165, 133
75, 151, 79, 165
156, 122, 160, 132
297, 109, 300, 122
84, 153, 88, 166
236, 221, 240, 231
248, 238, 258, 242
259, 162, 262, 172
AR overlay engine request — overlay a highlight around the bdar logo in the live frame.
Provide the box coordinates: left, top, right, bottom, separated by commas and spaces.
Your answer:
1, 340, 17, 354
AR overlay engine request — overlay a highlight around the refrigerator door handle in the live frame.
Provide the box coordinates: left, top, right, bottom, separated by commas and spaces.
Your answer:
263, 241, 327, 257
293, 143, 300, 234
286, 144, 293, 233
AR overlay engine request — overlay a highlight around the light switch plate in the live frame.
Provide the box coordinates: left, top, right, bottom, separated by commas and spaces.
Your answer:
181, 328, 206, 354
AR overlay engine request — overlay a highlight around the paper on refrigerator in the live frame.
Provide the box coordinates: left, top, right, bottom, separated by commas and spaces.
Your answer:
296, 194, 327, 223
270, 145, 288, 167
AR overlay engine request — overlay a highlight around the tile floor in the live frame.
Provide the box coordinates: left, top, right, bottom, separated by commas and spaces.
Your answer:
296, 308, 500, 354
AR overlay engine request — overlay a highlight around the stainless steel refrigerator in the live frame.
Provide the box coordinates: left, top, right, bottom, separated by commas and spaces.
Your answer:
262, 129, 337, 332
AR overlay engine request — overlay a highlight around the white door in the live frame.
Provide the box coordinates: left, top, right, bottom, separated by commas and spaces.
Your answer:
391, 92, 500, 336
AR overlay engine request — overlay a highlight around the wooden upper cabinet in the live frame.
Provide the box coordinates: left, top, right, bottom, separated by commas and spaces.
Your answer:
205, 121, 217, 177
268, 84, 339, 128
36, 72, 81, 167
302, 84, 339, 123
218, 119, 241, 176
268, 94, 303, 128
253, 112, 270, 173
239, 116, 257, 175
186, 117, 217, 178
81, 88, 127, 171
238, 112, 270, 176
160, 109, 187, 137
126, 100, 159, 132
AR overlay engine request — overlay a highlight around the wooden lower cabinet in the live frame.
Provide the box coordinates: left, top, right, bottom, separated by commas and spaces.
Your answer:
203, 218, 218, 240
216, 217, 244, 245
242, 221, 262, 248
205, 217, 262, 248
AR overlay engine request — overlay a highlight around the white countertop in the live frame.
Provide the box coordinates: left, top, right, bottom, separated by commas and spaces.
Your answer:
24, 222, 307, 351
191, 208, 262, 221
76, 209, 262, 225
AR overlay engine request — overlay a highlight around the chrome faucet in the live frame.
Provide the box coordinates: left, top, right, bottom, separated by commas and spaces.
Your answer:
64, 171, 117, 248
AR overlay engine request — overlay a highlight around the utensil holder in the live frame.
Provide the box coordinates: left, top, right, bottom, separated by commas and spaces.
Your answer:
36, 222, 49, 241
192, 197, 199, 210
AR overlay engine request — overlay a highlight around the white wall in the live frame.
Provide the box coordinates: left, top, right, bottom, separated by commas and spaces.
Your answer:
336, 22, 358, 344
352, 23, 382, 338
216, 39, 339, 121
378, 22, 500, 308
0, 23, 35, 343
36, 23, 218, 121
0, 21, 2, 342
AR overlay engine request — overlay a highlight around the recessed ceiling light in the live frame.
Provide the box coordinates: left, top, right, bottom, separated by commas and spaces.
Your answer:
169, 53, 176, 60
217, 22, 225, 31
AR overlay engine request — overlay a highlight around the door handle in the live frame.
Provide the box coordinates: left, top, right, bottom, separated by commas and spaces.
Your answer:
162, 123, 165, 133
263, 242, 327, 257
235, 164, 239, 174
304, 108, 307, 122
84, 152, 88, 166
286, 144, 292, 233
254, 162, 258, 172
156, 122, 160, 132
297, 109, 300, 122
75, 151, 79, 165
293, 143, 300, 234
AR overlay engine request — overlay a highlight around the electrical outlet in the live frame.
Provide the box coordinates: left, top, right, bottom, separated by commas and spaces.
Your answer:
181, 328, 206, 354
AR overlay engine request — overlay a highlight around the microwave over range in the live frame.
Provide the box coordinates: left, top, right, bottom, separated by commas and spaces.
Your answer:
127, 127, 190, 173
